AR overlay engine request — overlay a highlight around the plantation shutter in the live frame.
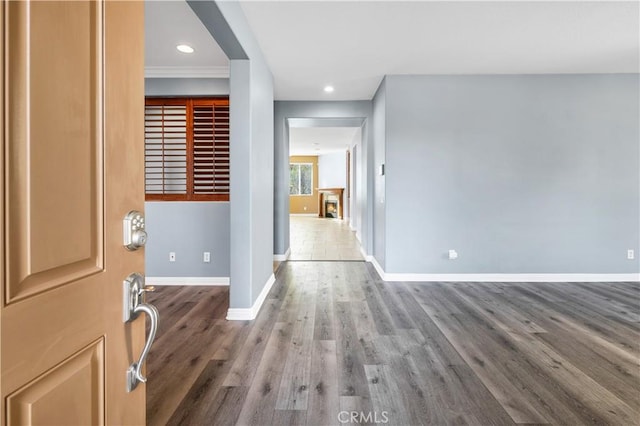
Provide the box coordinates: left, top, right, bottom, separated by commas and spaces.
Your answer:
192, 100, 230, 199
144, 101, 188, 198
144, 98, 230, 201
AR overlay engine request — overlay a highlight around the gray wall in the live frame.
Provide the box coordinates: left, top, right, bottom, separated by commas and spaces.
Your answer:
380, 74, 639, 274
144, 78, 230, 278
189, 0, 275, 310
145, 202, 230, 276
145, 78, 229, 96
247, 57, 275, 306
274, 101, 374, 258
372, 79, 386, 269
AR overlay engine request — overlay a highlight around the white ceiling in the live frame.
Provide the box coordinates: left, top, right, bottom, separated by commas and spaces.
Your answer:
145, 0, 229, 77
290, 127, 361, 156
239, 1, 640, 100
145, 1, 638, 150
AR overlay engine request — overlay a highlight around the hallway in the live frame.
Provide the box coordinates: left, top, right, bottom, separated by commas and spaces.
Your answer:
289, 216, 362, 261
146, 262, 639, 426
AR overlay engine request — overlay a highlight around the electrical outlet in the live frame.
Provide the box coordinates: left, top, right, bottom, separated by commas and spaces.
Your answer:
628, 249, 635, 260
448, 249, 458, 260
169, 252, 176, 262
204, 252, 211, 263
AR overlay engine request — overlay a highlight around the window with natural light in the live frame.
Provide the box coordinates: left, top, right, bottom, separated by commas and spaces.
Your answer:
289, 163, 313, 195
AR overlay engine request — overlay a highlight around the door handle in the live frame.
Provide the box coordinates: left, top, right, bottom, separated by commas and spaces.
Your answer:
123, 273, 159, 392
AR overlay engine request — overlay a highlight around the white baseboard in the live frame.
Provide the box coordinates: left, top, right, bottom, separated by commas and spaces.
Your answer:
226, 273, 276, 321
274, 247, 291, 262
360, 246, 373, 262
365, 264, 639, 283
370, 256, 385, 278
146, 276, 229, 286
290, 213, 318, 217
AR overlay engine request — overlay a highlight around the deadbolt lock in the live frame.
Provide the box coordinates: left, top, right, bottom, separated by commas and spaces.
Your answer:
123, 211, 147, 251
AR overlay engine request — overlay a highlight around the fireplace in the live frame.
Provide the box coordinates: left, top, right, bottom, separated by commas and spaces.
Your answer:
325, 200, 338, 218
317, 187, 344, 220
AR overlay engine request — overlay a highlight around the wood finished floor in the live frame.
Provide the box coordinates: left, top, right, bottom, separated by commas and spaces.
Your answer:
146, 263, 640, 426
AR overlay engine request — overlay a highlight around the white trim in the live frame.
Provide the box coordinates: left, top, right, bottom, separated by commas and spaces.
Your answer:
144, 65, 229, 79
370, 256, 385, 278
366, 266, 640, 283
290, 213, 318, 217
145, 276, 229, 286
274, 248, 291, 262
360, 246, 373, 262
226, 273, 276, 321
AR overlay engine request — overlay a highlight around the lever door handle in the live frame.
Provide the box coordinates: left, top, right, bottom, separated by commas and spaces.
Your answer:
123, 273, 160, 392
126, 303, 159, 392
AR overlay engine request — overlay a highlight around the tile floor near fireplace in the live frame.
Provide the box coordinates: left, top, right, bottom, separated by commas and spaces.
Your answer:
289, 216, 363, 261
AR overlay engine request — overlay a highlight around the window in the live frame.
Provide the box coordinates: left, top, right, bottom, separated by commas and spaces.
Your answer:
290, 163, 313, 195
144, 97, 229, 201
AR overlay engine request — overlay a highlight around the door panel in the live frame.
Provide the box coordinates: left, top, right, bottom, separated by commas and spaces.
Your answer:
1, 1, 145, 425
6, 339, 104, 426
6, 0, 103, 303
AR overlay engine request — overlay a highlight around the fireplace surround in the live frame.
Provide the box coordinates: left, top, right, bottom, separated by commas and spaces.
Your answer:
317, 187, 344, 219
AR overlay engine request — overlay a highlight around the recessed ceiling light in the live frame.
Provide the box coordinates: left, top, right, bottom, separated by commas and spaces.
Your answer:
176, 44, 194, 54
324, 85, 334, 93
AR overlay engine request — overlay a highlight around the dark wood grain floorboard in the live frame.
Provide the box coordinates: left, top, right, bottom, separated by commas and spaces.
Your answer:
165, 359, 232, 426
306, 340, 340, 426
147, 266, 640, 425
313, 263, 336, 341
236, 321, 294, 426
145, 285, 232, 426
334, 300, 372, 398
274, 277, 317, 410
223, 299, 280, 387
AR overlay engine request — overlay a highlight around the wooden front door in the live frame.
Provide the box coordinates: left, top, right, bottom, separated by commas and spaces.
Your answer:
1, 1, 146, 424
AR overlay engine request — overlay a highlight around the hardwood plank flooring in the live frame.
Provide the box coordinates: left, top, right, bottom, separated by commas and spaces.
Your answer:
147, 263, 640, 425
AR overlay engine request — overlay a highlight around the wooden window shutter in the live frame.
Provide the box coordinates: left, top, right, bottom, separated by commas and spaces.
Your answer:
144, 100, 188, 200
192, 99, 230, 201
144, 97, 229, 201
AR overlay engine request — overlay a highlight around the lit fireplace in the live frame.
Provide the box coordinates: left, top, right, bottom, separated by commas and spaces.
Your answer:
318, 188, 344, 220
325, 200, 338, 218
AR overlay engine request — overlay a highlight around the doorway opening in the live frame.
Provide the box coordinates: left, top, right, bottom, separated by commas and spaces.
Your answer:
143, 1, 233, 424
288, 125, 363, 261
